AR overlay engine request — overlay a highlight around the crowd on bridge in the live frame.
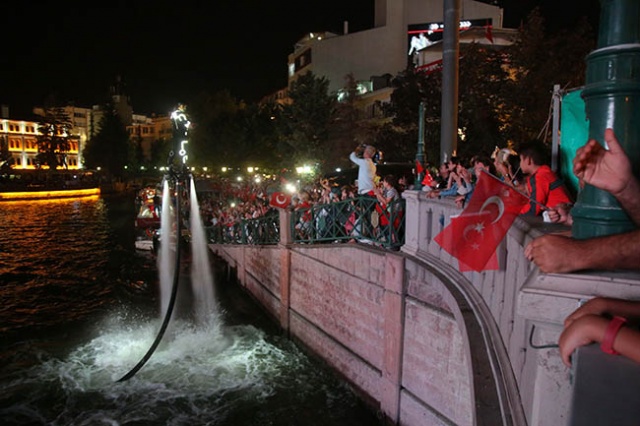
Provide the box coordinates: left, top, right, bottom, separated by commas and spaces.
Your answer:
192, 129, 640, 367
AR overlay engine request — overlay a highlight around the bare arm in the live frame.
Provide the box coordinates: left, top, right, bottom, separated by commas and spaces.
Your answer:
559, 314, 640, 366
525, 229, 640, 273
565, 297, 640, 327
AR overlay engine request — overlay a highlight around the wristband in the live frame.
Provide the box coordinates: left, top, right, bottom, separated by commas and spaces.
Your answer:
601, 316, 627, 355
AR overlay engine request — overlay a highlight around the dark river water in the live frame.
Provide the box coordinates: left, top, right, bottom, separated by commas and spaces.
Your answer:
0, 193, 381, 426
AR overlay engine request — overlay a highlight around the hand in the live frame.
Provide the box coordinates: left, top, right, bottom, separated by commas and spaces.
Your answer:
524, 234, 584, 273
573, 128, 632, 196
559, 314, 608, 366
546, 203, 573, 225
564, 297, 609, 328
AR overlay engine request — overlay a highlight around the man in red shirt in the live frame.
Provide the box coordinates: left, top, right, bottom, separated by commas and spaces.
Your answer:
518, 140, 572, 216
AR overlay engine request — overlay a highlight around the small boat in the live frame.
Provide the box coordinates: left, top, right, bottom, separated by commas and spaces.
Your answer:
135, 186, 161, 251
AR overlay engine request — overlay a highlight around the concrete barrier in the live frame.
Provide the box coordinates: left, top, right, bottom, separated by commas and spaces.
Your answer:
210, 191, 640, 426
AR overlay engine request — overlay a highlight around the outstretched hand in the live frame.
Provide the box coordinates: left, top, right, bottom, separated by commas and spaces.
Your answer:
573, 128, 632, 196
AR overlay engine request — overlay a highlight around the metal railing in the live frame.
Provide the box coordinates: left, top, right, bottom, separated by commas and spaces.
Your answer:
206, 212, 280, 245
206, 196, 406, 249
291, 196, 405, 249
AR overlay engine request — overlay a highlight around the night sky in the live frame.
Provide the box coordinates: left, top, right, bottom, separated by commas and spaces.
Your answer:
1, 0, 599, 118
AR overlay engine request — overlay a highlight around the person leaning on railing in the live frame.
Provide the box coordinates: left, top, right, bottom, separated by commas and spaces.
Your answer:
559, 297, 640, 366
525, 128, 640, 273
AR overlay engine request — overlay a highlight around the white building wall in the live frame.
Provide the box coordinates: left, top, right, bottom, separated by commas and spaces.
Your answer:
301, 0, 504, 94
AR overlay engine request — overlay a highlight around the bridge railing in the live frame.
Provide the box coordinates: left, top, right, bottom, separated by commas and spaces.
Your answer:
291, 196, 405, 248
206, 212, 280, 245
207, 196, 406, 249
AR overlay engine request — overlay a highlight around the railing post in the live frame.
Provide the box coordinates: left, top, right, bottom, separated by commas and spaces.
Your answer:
278, 208, 293, 246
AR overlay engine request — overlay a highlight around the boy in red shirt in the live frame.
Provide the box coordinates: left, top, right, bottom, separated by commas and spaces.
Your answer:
518, 140, 572, 216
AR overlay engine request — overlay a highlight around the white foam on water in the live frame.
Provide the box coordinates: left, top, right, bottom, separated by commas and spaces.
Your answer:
3, 313, 313, 425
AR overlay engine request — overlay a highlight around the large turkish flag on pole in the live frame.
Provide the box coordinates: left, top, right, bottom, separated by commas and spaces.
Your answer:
434, 172, 528, 272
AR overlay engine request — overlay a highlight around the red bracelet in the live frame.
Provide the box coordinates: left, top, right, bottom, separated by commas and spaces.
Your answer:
601, 316, 627, 355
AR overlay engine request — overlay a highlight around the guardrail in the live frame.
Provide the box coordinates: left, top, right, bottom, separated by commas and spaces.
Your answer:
292, 196, 405, 248
206, 212, 280, 245
207, 196, 406, 249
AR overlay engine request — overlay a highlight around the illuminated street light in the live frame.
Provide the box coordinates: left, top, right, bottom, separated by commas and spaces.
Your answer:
247, 166, 254, 173
285, 183, 297, 193
296, 165, 312, 175
221, 167, 228, 172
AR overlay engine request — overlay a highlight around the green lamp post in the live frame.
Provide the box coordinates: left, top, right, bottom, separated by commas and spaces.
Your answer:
571, 0, 640, 239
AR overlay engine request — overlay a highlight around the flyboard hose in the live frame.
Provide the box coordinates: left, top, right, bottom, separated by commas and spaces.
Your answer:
117, 171, 185, 382
117, 106, 191, 382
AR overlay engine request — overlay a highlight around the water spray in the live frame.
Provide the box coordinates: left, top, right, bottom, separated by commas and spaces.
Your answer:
117, 105, 192, 382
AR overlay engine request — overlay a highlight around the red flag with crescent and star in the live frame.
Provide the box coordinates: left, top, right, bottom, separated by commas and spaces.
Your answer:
434, 171, 528, 272
269, 191, 291, 209
422, 170, 435, 188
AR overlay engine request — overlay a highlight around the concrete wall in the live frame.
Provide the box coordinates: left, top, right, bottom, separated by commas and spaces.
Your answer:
211, 191, 640, 426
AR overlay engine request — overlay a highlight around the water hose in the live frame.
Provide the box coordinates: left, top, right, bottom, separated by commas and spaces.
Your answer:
117, 178, 184, 382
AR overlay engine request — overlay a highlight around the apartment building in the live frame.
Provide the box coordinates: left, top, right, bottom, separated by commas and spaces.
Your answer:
285, 0, 509, 111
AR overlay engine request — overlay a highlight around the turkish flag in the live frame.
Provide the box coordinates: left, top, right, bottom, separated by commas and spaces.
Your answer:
269, 192, 291, 209
485, 23, 494, 44
434, 172, 528, 271
422, 170, 435, 187
415, 160, 424, 174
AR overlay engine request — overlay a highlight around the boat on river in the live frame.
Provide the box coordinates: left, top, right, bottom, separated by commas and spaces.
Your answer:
135, 186, 161, 251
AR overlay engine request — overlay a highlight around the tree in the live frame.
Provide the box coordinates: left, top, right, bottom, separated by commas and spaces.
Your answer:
35, 104, 74, 169
189, 90, 246, 169
325, 73, 369, 172
504, 8, 595, 145
379, 66, 443, 165
278, 72, 336, 168
83, 100, 131, 177
150, 137, 172, 167
0, 135, 10, 172
376, 9, 595, 164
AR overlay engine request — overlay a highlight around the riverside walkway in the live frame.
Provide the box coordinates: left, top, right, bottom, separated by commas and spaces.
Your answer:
208, 191, 640, 426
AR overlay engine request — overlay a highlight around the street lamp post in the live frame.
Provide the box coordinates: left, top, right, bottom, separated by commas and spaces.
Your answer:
571, 0, 640, 239
414, 102, 426, 190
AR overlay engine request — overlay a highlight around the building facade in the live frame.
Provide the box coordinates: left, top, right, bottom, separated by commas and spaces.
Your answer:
286, 0, 506, 107
1, 117, 80, 170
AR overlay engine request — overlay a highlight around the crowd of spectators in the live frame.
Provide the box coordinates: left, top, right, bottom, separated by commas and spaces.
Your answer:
189, 131, 640, 365
194, 138, 574, 245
